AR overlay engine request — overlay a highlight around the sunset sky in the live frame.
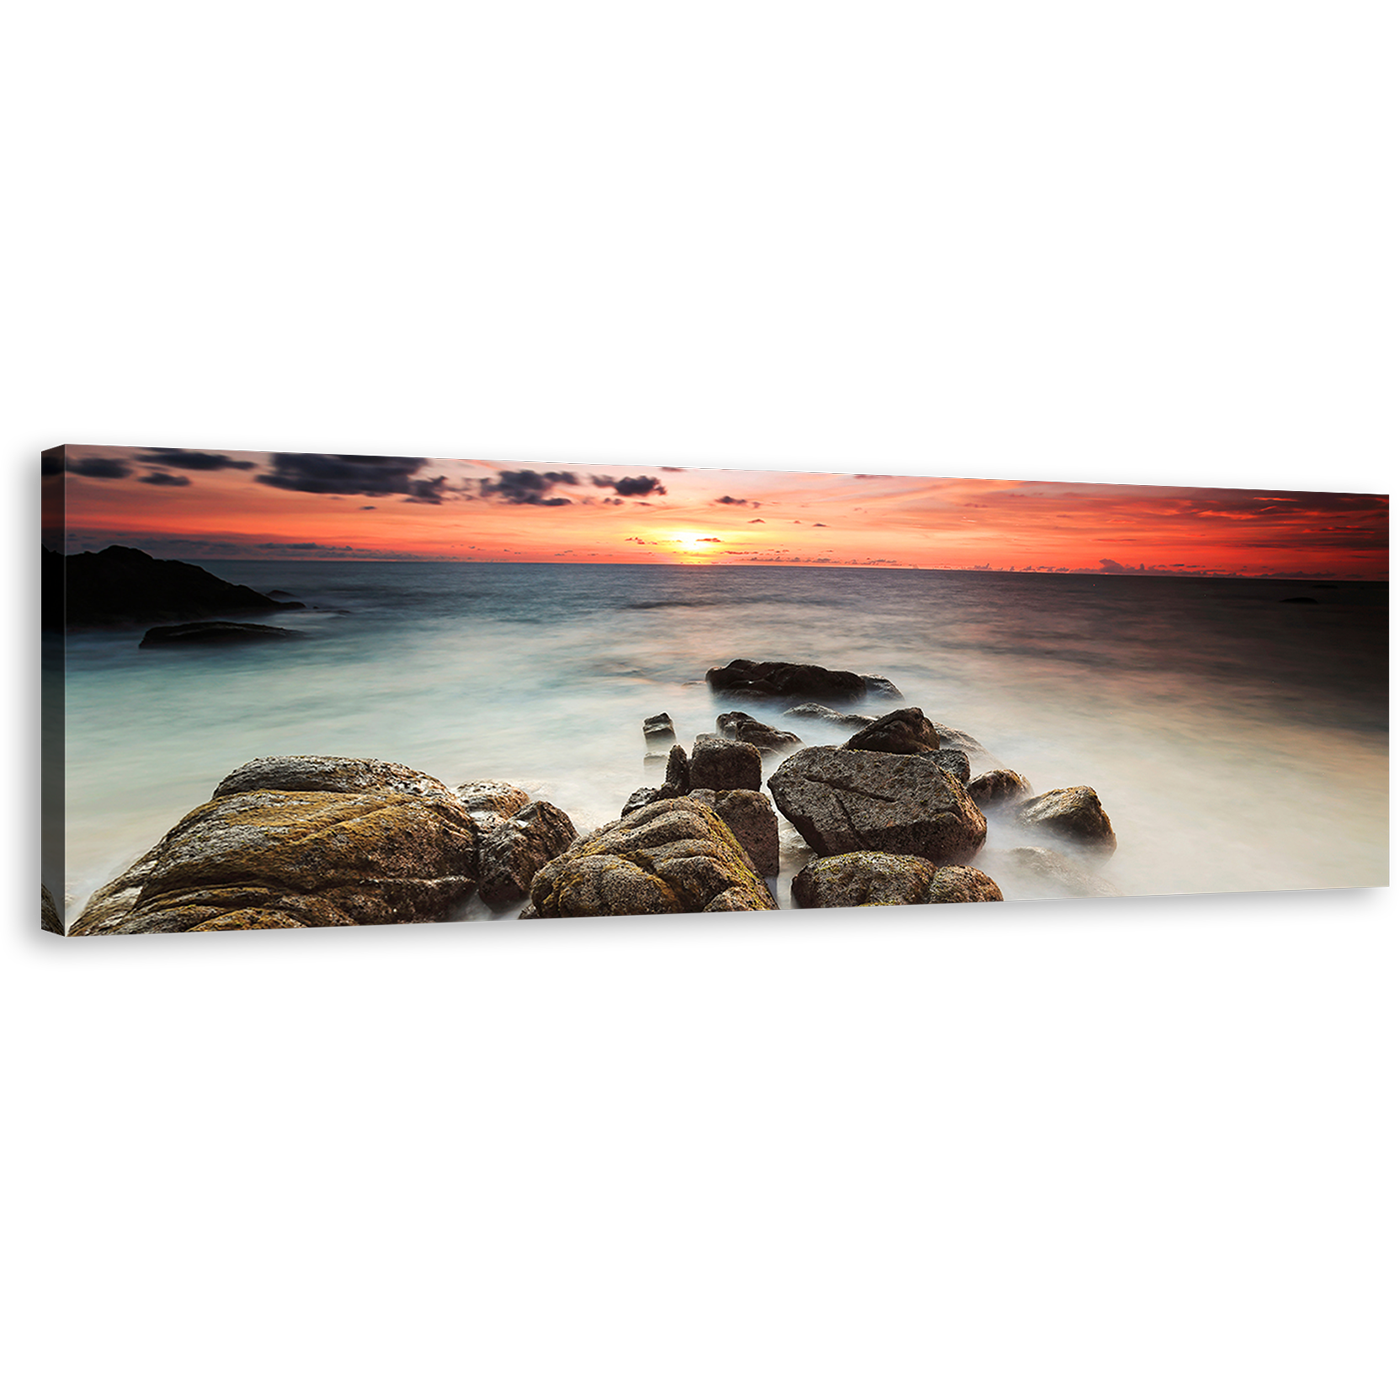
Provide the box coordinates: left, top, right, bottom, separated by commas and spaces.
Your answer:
45, 445, 1389, 579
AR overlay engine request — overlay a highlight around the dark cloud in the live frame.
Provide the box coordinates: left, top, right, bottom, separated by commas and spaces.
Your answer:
405, 476, 450, 505
479, 468, 579, 505
714, 496, 754, 507
69, 458, 133, 479
135, 448, 256, 471
361, 505, 377, 511
590, 474, 666, 497
255, 542, 357, 552
41, 455, 64, 476
256, 453, 432, 497
748, 518, 764, 523
660, 466, 687, 472
138, 471, 191, 487
698, 537, 722, 543
812, 522, 828, 527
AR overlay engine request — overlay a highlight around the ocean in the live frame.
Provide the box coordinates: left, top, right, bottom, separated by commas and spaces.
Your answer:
59, 563, 1389, 920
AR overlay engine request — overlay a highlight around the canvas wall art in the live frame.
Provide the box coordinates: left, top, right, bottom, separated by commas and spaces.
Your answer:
40, 445, 1389, 935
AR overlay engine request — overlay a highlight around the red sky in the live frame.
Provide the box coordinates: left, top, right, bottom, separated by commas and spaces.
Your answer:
47, 445, 1389, 579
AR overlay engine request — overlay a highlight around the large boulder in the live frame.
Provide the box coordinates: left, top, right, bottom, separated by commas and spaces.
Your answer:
792, 852, 939, 907
522, 798, 778, 919
1013, 787, 1117, 859
842, 707, 940, 755
792, 853, 1002, 906
71, 757, 479, 935
687, 788, 780, 877
929, 749, 971, 783
217, 755, 462, 803
689, 733, 761, 792
139, 621, 305, 647
966, 769, 1033, 811
767, 747, 987, 864
706, 658, 868, 704
63, 546, 304, 629
477, 801, 578, 908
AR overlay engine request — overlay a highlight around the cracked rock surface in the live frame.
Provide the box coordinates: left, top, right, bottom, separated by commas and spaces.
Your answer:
766, 746, 987, 864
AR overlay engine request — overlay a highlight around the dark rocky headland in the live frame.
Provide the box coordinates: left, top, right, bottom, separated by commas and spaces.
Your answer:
47, 545, 306, 630
58, 656, 1119, 934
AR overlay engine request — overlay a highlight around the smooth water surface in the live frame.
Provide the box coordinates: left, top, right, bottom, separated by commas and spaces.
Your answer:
62, 564, 1389, 918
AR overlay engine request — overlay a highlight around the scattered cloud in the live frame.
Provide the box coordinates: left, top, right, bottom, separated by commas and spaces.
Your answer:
138, 471, 191, 487
69, 458, 133, 480
134, 448, 256, 472
590, 474, 666, 497
256, 453, 433, 497
478, 468, 579, 506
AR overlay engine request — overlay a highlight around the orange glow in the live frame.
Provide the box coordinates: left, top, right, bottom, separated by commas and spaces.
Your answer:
51, 447, 1389, 581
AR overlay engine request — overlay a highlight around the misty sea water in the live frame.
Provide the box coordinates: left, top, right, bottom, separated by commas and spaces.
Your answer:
61, 563, 1389, 921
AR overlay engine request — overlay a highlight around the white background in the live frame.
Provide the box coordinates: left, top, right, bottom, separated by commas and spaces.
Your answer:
5, 2, 1394, 462
5, 940, 1394, 1400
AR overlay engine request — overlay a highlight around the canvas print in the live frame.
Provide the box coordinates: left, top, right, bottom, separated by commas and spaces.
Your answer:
40, 445, 1389, 935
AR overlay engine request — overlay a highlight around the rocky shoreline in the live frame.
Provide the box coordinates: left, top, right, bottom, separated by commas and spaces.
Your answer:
54, 657, 1119, 935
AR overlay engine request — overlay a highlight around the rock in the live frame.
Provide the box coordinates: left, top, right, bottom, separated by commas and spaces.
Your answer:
792, 852, 940, 906
71, 758, 479, 935
454, 779, 533, 825
861, 675, 903, 699
991, 846, 1121, 898
139, 620, 305, 647
689, 733, 761, 792
929, 749, 971, 783
216, 755, 462, 803
842, 706, 940, 755
662, 744, 691, 794
781, 703, 877, 729
621, 787, 660, 818
41, 883, 62, 934
732, 718, 803, 753
68, 845, 163, 937
931, 722, 996, 767
643, 712, 676, 747
1012, 787, 1117, 858
687, 788, 780, 877
716, 710, 758, 736
767, 747, 987, 864
792, 853, 1002, 906
966, 769, 1034, 811
477, 801, 579, 908
62, 545, 305, 629
706, 658, 868, 704
925, 867, 1004, 902
524, 797, 778, 918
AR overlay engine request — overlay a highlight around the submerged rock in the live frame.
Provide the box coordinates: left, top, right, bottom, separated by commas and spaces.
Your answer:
966, 769, 1034, 811
716, 710, 758, 736
706, 659, 868, 704
1012, 787, 1117, 859
781, 703, 876, 729
990, 846, 1121, 898
860, 674, 903, 699
731, 718, 803, 753
523, 798, 777, 919
767, 747, 987, 864
139, 620, 304, 647
643, 712, 676, 747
